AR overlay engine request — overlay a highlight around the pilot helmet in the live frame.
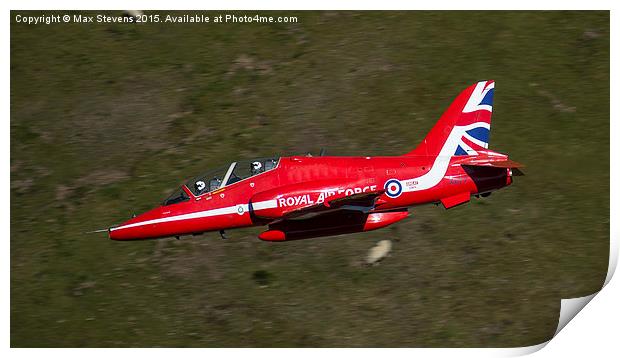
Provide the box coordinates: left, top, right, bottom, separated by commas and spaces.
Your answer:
195, 180, 206, 192
251, 161, 263, 175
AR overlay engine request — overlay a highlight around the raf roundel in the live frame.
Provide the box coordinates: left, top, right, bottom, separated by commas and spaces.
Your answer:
384, 179, 403, 198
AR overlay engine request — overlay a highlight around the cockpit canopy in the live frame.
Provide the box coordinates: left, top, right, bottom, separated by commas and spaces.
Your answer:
162, 157, 279, 206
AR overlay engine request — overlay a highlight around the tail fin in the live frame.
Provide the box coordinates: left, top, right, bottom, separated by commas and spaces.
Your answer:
406, 80, 494, 157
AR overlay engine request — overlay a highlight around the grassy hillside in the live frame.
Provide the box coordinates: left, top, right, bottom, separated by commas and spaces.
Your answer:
10, 11, 609, 347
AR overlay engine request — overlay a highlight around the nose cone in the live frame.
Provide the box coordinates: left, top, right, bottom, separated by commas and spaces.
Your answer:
109, 224, 133, 240
108, 228, 123, 240
109, 207, 163, 241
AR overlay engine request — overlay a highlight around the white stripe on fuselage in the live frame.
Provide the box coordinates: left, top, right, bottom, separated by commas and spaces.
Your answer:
251, 199, 279, 211
401, 122, 490, 193
110, 199, 278, 231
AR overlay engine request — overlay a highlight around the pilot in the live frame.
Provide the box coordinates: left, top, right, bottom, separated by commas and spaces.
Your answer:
209, 178, 222, 192
195, 180, 206, 193
264, 159, 277, 171
250, 161, 263, 176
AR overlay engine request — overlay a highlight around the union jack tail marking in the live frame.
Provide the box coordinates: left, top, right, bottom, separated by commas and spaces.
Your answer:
407, 80, 494, 157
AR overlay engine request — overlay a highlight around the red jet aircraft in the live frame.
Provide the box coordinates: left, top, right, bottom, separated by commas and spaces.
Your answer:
106, 80, 522, 241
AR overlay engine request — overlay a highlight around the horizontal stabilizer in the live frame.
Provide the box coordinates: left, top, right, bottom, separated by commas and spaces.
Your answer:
461, 159, 524, 168
452, 150, 524, 169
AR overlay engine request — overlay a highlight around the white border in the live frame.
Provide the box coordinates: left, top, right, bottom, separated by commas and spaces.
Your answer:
4, 1, 617, 356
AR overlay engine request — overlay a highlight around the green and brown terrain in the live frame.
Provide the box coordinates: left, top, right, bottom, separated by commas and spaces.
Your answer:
11, 11, 609, 347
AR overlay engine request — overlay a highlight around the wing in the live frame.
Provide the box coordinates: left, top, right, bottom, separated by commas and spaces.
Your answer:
278, 189, 385, 221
